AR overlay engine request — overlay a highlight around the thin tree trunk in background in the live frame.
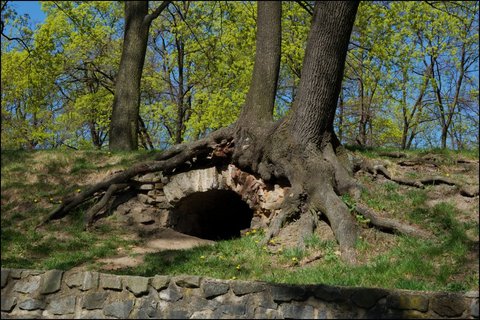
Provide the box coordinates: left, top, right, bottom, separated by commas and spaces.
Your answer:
109, 1, 170, 151
237, 1, 281, 126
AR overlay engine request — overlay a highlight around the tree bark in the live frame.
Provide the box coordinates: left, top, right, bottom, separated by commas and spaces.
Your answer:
237, 1, 281, 126
109, 1, 170, 151
289, 2, 358, 147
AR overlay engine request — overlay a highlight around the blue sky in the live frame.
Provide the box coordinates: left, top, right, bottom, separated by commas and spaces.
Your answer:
11, 1, 45, 24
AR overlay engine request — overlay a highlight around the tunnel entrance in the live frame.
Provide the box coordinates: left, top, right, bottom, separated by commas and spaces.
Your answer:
169, 190, 254, 241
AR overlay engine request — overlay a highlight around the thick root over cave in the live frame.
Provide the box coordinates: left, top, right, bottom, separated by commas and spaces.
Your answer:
38, 127, 436, 264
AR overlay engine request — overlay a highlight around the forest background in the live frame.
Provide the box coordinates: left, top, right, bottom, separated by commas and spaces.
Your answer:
1, 1, 479, 152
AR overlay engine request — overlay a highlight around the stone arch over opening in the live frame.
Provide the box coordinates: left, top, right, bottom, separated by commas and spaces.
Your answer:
169, 190, 254, 240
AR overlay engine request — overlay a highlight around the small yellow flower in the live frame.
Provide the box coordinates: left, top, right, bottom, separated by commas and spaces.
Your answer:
33, 199, 38, 203
49, 197, 53, 201
236, 265, 241, 270
245, 231, 250, 236
446, 173, 450, 177
269, 239, 275, 244
200, 255, 205, 259
251, 229, 257, 234
255, 240, 259, 244
231, 276, 237, 280
58, 200, 62, 204
278, 248, 283, 253
291, 257, 298, 262
76, 189, 81, 193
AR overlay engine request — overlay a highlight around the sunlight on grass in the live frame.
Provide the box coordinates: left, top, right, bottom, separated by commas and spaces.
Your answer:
1, 149, 478, 293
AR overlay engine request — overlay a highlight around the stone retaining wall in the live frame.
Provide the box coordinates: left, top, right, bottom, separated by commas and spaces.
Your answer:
1, 268, 478, 319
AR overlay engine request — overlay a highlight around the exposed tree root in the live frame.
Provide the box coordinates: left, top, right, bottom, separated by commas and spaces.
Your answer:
36, 128, 233, 229
355, 204, 432, 238
85, 183, 129, 229
361, 161, 478, 197
378, 151, 407, 158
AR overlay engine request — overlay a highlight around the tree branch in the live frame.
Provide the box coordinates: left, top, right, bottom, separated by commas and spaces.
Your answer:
144, 0, 171, 26
295, 0, 313, 16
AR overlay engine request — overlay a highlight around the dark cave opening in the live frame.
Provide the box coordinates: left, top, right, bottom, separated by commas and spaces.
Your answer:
170, 190, 254, 241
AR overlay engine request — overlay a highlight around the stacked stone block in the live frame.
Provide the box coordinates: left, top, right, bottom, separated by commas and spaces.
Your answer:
1, 268, 478, 319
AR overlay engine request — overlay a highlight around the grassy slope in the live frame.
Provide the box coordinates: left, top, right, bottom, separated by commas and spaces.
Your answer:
1, 148, 478, 292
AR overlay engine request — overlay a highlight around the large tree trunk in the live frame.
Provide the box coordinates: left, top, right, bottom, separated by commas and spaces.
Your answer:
233, 1, 360, 262
109, 1, 170, 151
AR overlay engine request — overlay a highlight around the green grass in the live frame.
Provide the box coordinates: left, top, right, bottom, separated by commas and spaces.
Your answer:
1, 148, 478, 293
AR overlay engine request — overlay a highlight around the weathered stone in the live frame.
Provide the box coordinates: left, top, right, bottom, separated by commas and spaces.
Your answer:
365, 297, 389, 318
10, 269, 23, 279
137, 193, 156, 204
103, 300, 134, 318
311, 284, 345, 302
151, 275, 170, 290
39, 270, 63, 294
135, 172, 164, 183
21, 270, 43, 277
431, 293, 467, 317
184, 295, 209, 311
270, 284, 307, 302
261, 185, 285, 210
350, 288, 389, 308
163, 167, 220, 203
82, 292, 108, 310
124, 276, 150, 297
400, 309, 434, 319
99, 274, 122, 291
218, 302, 247, 316
13, 275, 41, 294
164, 307, 190, 319
139, 184, 154, 190
159, 283, 183, 302
135, 298, 163, 319
79, 310, 105, 319
246, 293, 277, 311
279, 303, 314, 319
1, 269, 10, 288
191, 310, 215, 319
147, 190, 159, 197
156, 200, 173, 209
387, 293, 429, 312
18, 299, 46, 311
155, 183, 164, 189
48, 296, 76, 315
158, 210, 170, 227
154, 195, 167, 203
133, 212, 155, 225
254, 307, 280, 319
81, 272, 99, 291
65, 272, 83, 288
232, 281, 265, 296
203, 280, 230, 299
175, 275, 201, 288
1, 297, 16, 312
470, 299, 478, 318
466, 291, 480, 298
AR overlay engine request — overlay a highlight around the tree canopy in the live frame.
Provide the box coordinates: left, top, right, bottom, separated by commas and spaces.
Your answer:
2, 1, 478, 151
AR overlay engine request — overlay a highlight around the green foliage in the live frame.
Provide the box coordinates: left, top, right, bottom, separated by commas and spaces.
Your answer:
1, 1, 478, 150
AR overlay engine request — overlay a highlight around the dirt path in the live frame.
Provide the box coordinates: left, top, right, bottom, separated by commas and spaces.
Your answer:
73, 228, 215, 272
